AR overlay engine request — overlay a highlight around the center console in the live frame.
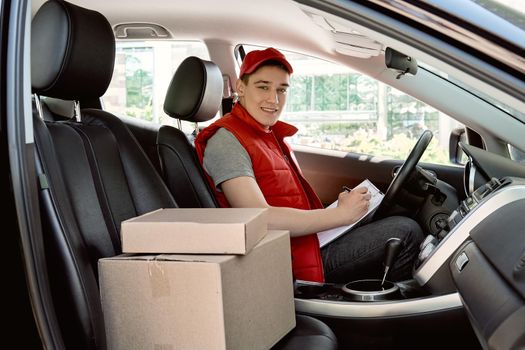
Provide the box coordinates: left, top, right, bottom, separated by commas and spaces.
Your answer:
295, 177, 525, 321
414, 177, 516, 293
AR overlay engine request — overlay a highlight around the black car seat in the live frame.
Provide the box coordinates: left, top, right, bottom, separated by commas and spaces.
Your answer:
31, 1, 337, 349
157, 56, 220, 208
159, 56, 338, 349
32, 1, 177, 348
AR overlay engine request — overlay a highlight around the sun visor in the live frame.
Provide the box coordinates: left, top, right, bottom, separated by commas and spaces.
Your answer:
301, 7, 383, 58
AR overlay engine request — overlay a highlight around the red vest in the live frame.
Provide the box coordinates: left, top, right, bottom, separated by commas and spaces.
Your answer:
195, 104, 325, 282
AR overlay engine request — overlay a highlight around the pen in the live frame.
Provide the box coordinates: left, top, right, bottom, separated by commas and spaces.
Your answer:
342, 186, 352, 192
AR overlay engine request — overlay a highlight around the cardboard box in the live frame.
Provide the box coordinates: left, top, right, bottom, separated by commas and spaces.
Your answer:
99, 230, 295, 350
121, 208, 268, 254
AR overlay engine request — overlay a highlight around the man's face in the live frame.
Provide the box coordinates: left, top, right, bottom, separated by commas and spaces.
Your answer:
236, 65, 290, 129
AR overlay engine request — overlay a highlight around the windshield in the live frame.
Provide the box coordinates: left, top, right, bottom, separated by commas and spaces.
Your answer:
419, 62, 525, 123
470, 0, 525, 30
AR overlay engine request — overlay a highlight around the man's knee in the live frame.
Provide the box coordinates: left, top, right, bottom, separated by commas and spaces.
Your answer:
390, 216, 424, 246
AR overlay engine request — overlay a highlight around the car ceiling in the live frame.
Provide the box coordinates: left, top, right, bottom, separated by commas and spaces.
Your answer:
30, 0, 388, 71
29, 0, 404, 114
32, 0, 332, 54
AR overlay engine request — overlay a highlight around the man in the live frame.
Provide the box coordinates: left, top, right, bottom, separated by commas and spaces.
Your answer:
195, 47, 423, 283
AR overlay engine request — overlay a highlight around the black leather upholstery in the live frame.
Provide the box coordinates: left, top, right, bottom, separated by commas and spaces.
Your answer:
158, 124, 218, 207
158, 56, 222, 207
32, 1, 337, 349
163, 56, 223, 122
34, 114, 108, 349
32, 1, 175, 348
35, 110, 177, 348
222, 96, 235, 115
274, 315, 338, 350
122, 115, 163, 172
32, 0, 115, 99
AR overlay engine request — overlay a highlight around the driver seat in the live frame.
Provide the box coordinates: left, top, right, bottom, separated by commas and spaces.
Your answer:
158, 55, 339, 349
157, 56, 220, 208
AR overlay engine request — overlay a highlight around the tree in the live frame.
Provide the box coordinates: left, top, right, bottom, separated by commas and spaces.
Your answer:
125, 54, 153, 121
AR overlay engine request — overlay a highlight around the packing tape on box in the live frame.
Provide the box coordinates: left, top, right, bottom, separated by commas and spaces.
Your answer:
154, 344, 174, 350
147, 257, 171, 298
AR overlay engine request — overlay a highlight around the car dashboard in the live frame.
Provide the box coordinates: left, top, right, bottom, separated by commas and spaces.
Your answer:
448, 178, 525, 349
295, 144, 525, 349
417, 143, 525, 349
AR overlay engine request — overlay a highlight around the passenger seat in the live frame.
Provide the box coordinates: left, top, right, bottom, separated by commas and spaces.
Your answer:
31, 1, 337, 349
32, 1, 177, 347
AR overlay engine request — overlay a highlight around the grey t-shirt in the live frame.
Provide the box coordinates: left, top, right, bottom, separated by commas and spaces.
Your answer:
203, 128, 254, 189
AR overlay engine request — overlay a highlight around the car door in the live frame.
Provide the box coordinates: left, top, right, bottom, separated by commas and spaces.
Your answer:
294, 147, 465, 205
2, 0, 64, 347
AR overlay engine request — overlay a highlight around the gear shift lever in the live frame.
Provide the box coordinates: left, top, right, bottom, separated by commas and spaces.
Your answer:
381, 238, 403, 288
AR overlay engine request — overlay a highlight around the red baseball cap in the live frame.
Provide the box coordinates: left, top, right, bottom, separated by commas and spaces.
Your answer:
239, 47, 293, 78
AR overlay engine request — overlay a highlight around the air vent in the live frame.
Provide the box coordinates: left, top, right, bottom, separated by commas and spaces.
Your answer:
113, 23, 172, 39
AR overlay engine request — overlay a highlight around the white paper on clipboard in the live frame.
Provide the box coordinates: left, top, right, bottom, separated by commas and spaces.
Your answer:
317, 179, 384, 248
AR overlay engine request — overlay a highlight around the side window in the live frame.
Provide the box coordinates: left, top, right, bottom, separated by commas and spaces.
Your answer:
103, 41, 212, 129
241, 46, 463, 165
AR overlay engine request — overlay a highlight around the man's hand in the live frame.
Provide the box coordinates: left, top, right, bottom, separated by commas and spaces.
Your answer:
336, 187, 371, 224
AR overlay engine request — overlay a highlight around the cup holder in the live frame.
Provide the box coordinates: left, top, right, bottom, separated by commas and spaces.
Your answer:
342, 279, 400, 302
295, 284, 331, 299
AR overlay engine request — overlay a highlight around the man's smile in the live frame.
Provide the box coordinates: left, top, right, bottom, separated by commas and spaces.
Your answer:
261, 106, 279, 113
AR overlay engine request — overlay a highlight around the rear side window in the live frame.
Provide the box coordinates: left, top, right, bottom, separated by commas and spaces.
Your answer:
103, 41, 211, 127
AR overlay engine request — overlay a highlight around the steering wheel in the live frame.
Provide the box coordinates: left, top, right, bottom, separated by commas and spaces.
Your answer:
374, 130, 433, 219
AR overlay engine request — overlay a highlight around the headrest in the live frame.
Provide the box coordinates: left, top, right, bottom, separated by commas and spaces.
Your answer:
163, 57, 223, 123
31, 0, 115, 100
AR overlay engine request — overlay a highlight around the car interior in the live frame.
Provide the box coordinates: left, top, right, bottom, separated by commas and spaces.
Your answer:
6, 0, 524, 349
31, 1, 339, 349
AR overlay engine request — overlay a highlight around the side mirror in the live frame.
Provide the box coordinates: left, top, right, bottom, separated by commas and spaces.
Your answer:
449, 127, 467, 164
385, 47, 418, 79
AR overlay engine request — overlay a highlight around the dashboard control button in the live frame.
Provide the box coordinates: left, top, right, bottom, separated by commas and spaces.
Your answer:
455, 251, 469, 272
420, 235, 436, 250
419, 242, 436, 262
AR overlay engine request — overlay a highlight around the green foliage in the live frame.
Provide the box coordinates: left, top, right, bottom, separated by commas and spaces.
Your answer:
286, 72, 452, 164
288, 73, 377, 112
339, 132, 448, 164
125, 105, 153, 122
288, 76, 312, 112
314, 75, 348, 110
124, 52, 154, 121
294, 123, 449, 164
126, 69, 152, 106
316, 122, 374, 136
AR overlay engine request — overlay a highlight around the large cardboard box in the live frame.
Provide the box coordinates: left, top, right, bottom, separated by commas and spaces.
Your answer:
121, 208, 268, 254
99, 230, 295, 350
